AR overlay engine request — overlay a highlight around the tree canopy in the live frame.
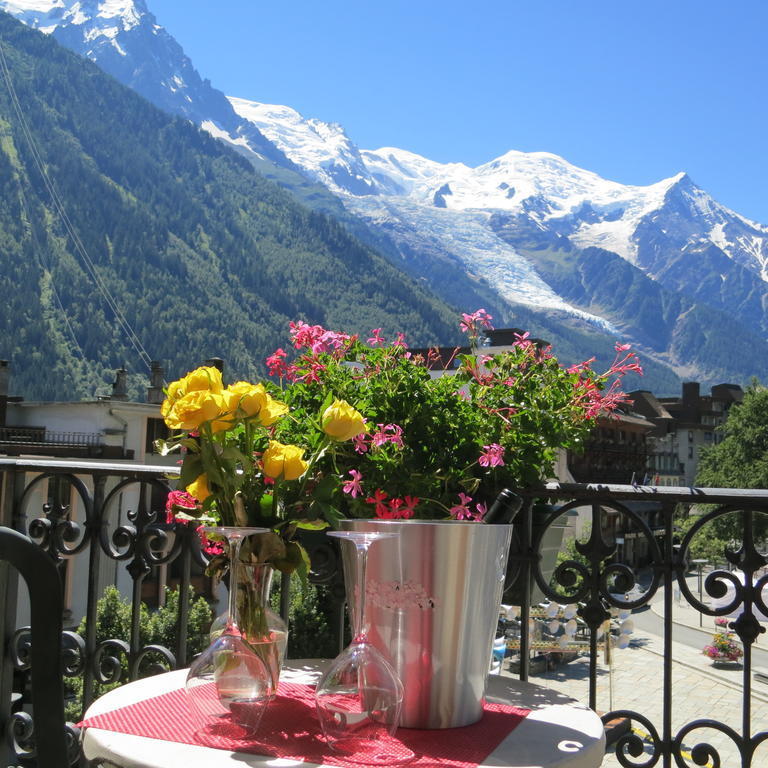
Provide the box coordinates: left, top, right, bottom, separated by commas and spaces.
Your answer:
691, 381, 768, 547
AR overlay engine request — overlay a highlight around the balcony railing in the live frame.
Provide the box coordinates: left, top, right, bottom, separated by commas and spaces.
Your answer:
0, 428, 130, 460
1, 457, 767, 767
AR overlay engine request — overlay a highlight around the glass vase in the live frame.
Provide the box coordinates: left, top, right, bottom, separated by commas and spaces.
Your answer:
209, 560, 288, 699
234, 562, 288, 697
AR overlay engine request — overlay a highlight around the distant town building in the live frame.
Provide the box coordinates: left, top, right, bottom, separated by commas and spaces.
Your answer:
631, 382, 743, 486
0, 361, 201, 625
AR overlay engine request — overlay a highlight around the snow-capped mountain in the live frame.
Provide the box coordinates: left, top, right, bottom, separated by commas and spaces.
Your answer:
5, 0, 768, 386
0, 0, 289, 165
231, 97, 768, 340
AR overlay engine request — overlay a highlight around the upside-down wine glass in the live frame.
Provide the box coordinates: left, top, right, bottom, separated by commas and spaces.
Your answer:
314, 530, 404, 762
186, 527, 272, 741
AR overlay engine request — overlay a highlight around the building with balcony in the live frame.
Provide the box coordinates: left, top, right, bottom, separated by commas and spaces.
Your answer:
0, 361, 204, 625
631, 382, 743, 486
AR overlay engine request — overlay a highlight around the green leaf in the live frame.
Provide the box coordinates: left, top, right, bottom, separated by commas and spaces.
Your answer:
153, 438, 179, 456
295, 519, 329, 531
311, 473, 340, 503
179, 455, 204, 489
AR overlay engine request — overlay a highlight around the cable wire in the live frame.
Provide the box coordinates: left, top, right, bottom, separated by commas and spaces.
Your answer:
0, 37, 153, 372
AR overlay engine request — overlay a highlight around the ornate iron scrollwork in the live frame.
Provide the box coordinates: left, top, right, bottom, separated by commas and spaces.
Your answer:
605, 710, 662, 768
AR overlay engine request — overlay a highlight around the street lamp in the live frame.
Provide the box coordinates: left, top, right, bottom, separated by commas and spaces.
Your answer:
692, 558, 708, 627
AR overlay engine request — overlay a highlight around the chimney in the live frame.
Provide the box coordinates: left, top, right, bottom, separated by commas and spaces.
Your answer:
111, 368, 129, 401
147, 361, 165, 404
681, 381, 700, 408
205, 357, 224, 374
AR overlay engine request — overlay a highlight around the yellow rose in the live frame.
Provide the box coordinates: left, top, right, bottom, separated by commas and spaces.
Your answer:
165, 390, 226, 431
225, 381, 268, 418
183, 366, 224, 395
257, 395, 290, 427
162, 367, 223, 424
322, 399, 366, 441
161, 377, 187, 421
262, 440, 309, 481
186, 474, 211, 502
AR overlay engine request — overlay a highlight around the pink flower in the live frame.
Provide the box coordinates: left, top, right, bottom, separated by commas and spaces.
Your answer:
196, 526, 225, 556
479, 443, 505, 468
512, 331, 533, 349
371, 423, 404, 449
392, 332, 408, 349
450, 493, 487, 521
298, 360, 326, 384
266, 348, 289, 377
342, 469, 364, 498
367, 328, 385, 346
459, 309, 494, 335
165, 490, 197, 524
353, 432, 370, 454
289, 320, 325, 350
288, 321, 352, 356
450, 493, 474, 520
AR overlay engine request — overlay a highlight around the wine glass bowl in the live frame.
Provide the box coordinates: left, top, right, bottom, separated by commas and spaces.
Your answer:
185, 527, 273, 741
186, 631, 270, 737
314, 531, 403, 758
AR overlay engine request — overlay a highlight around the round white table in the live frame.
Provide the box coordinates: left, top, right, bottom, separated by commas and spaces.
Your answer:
81, 661, 605, 768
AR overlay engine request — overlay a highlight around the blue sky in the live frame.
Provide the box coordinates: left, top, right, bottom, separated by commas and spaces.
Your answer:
152, 0, 768, 224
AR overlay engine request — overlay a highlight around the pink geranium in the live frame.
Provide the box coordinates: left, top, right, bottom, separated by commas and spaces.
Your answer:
164, 490, 198, 524
479, 443, 505, 468
196, 526, 225, 556
342, 469, 364, 498
266, 348, 289, 377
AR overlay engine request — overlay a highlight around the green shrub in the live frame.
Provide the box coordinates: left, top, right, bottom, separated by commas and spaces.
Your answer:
64, 585, 212, 720
271, 579, 340, 659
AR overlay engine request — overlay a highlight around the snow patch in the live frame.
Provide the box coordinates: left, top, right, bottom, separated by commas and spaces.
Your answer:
200, 120, 251, 151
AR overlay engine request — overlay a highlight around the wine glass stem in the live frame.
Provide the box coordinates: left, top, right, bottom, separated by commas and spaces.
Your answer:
352, 540, 370, 643
227, 533, 243, 634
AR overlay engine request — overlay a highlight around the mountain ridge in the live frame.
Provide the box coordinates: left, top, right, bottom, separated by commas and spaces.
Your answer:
0, 11, 462, 401
2, 0, 768, 393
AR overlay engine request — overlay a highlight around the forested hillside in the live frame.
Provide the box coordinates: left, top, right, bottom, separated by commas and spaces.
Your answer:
0, 12, 460, 400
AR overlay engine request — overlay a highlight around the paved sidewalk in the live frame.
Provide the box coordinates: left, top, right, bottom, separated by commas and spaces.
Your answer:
499, 574, 768, 767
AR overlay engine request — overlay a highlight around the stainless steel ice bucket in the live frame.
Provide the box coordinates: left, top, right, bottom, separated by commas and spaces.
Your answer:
339, 518, 513, 728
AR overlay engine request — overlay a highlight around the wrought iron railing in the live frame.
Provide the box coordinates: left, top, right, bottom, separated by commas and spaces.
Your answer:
1, 458, 767, 767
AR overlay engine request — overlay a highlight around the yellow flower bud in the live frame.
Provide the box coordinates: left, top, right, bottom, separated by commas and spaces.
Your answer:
262, 440, 309, 481
322, 399, 366, 441
258, 395, 290, 427
186, 474, 211, 502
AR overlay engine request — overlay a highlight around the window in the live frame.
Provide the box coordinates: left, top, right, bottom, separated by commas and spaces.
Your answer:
688, 446, 694, 459
146, 418, 169, 454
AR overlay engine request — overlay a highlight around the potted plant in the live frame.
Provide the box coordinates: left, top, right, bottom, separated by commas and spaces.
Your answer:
263, 309, 639, 726
159, 309, 638, 723
268, 310, 640, 521
703, 618, 743, 666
